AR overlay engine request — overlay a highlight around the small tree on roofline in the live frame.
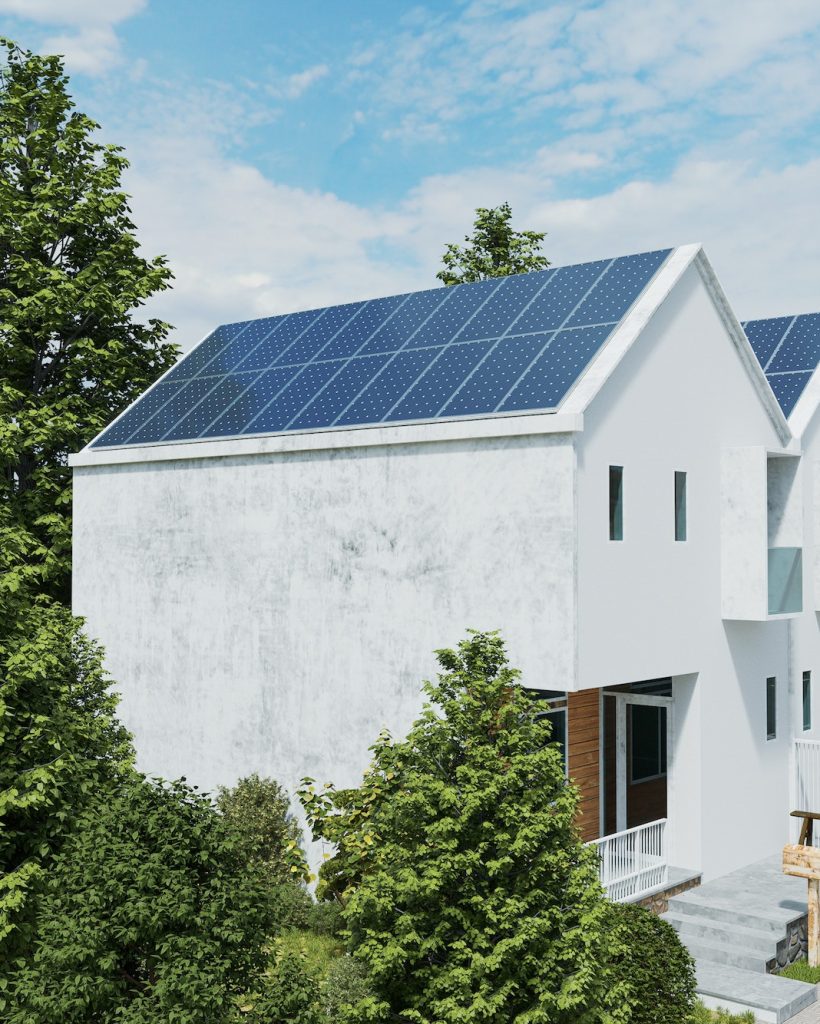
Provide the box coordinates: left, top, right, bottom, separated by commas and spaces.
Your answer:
299, 630, 628, 1024
436, 202, 550, 285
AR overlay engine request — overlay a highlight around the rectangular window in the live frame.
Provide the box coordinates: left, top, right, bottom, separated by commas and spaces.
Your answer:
630, 705, 667, 782
804, 671, 812, 732
674, 471, 687, 541
609, 465, 623, 541
766, 677, 777, 740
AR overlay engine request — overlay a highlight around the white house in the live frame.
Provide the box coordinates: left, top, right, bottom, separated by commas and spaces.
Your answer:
70, 245, 820, 1016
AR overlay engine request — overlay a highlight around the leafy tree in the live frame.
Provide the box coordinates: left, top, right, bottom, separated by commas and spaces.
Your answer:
300, 630, 627, 1024
0, 589, 133, 958
8, 776, 279, 1024
0, 39, 177, 604
436, 202, 550, 285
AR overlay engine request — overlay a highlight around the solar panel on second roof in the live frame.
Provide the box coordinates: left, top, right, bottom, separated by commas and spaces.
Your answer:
91, 248, 672, 448
743, 313, 820, 418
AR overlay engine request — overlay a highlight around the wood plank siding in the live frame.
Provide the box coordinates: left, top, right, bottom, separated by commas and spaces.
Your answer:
567, 689, 601, 842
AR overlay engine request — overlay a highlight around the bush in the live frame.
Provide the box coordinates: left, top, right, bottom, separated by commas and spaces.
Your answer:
602, 900, 697, 1023
9, 775, 279, 1023
216, 773, 303, 886
301, 630, 627, 1024
321, 956, 374, 1023
252, 947, 321, 1024
308, 899, 345, 937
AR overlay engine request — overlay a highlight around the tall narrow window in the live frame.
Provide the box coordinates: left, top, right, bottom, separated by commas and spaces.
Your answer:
609, 465, 623, 541
766, 677, 777, 740
674, 471, 687, 541
804, 671, 812, 732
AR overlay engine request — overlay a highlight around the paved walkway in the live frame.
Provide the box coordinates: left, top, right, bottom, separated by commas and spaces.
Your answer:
787, 986, 820, 1024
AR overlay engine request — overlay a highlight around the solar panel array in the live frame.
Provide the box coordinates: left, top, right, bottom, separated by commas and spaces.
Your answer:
743, 313, 820, 417
92, 248, 671, 448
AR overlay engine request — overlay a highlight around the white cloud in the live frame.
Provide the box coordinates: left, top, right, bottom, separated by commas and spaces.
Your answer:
0, 0, 146, 73
282, 64, 329, 99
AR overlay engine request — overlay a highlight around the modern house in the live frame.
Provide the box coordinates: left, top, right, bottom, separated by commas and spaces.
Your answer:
71, 245, 820, 1019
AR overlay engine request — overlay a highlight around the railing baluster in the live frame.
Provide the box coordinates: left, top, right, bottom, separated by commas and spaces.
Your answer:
587, 818, 668, 902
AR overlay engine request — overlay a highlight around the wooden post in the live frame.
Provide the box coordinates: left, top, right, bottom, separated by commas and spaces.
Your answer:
810, 878, 820, 969
784, 811, 820, 968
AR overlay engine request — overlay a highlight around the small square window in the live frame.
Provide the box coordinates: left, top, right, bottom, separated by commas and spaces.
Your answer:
674, 471, 687, 542
766, 677, 777, 740
803, 671, 812, 732
609, 466, 623, 541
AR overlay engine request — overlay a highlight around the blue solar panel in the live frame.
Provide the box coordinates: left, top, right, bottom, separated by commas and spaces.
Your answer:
201, 367, 300, 438
742, 316, 792, 370
390, 341, 494, 421
767, 314, 820, 374
767, 373, 812, 417
501, 325, 613, 411
335, 347, 442, 426
440, 333, 553, 417
91, 247, 672, 448
163, 323, 247, 382
456, 271, 553, 342
234, 310, 323, 373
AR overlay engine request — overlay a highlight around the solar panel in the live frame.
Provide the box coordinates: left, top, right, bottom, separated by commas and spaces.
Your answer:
743, 314, 820, 417
91, 248, 672, 448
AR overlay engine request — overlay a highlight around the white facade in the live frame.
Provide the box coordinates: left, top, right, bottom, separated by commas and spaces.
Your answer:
71, 244, 820, 883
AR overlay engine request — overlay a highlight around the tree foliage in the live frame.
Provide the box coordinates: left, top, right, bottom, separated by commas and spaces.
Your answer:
436, 203, 550, 285
8, 776, 279, 1024
0, 39, 176, 603
300, 630, 627, 1024
0, 593, 133, 957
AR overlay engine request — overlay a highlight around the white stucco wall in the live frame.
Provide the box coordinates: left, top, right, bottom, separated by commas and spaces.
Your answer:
575, 262, 793, 879
73, 431, 576, 848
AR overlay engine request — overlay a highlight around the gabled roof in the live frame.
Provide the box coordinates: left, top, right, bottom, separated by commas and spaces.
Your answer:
742, 314, 820, 418
88, 248, 675, 449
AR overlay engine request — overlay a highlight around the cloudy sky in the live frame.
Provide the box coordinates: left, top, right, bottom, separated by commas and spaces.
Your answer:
2, 0, 819, 349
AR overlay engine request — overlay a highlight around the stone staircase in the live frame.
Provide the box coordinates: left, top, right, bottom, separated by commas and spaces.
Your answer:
660, 856, 817, 1023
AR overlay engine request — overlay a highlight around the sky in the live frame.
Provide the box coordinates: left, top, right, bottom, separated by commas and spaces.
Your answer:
1, 0, 819, 350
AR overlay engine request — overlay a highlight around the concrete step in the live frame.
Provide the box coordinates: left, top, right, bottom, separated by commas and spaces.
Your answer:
662, 910, 781, 957
696, 960, 816, 1024
684, 935, 773, 973
668, 894, 798, 935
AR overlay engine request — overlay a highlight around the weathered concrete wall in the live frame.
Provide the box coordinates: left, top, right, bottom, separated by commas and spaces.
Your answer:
73, 433, 576, 855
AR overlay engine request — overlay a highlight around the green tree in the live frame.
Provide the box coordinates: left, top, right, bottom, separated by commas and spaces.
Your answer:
8, 776, 280, 1024
300, 630, 627, 1024
0, 39, 177, 605
0, 591, 133, 958
436, 202, 550, 285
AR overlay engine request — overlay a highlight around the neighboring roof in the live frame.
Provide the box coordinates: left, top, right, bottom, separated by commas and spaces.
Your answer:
89, 248, 673, 449
743, 314, 820, 417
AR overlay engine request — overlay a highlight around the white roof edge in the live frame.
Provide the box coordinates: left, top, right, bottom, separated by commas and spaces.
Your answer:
788, 364, 820, 439
69, 410, 584, 468
560, 244, 701, 417
693, 250, 793, 448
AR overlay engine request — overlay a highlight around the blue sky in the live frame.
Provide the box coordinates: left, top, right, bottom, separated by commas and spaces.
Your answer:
1, 0, 819, 349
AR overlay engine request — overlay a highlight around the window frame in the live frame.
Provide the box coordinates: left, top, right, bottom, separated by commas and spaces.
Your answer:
674, 470, 687, 542
803, 671, 812, 732
609, 465, 623, 541
766, 676, 777, 740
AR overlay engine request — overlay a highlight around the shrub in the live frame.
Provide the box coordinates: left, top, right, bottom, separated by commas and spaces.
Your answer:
308, 899, 345, 937
252, 947, 321, 1024
216, 773, 303, 886
301, 630, 628, 1024
9, 775, 278, 1023
602, 900, 697, 1024
321, 956, 374, 1023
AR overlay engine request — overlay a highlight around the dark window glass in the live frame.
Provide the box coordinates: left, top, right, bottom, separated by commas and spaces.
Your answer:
804, 671, 812, 732
631, 705, 666, 782
609, 465, 623, 541
767, 677, 777, 740
545, 709, 567, 774
675, 471, 687, 541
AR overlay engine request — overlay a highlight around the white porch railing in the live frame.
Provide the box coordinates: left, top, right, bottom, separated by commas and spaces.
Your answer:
794, 740, 820, 845
588, 818, 668, 901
